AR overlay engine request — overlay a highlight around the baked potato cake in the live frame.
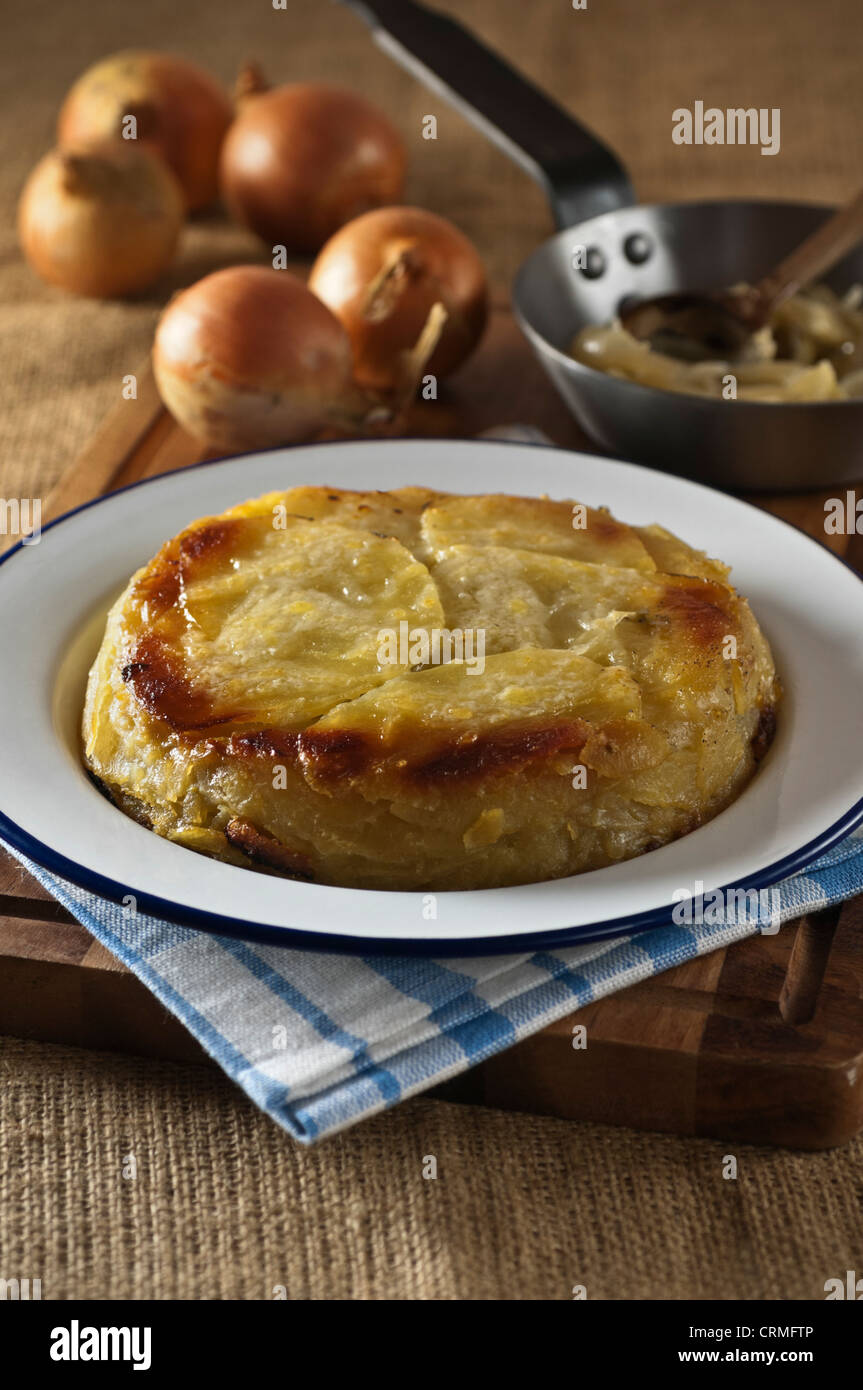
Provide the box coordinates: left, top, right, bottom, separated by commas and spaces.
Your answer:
82, 485, 778, 890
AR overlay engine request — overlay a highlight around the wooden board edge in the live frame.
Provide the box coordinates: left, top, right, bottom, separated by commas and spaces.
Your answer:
42, 361, 164, 522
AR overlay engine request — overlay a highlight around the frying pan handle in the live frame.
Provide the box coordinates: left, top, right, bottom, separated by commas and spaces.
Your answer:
340, 0, 634, 227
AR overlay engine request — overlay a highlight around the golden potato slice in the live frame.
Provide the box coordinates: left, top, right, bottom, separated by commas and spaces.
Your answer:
421, 493, 657, 570
118, 513, 443, 736
430, 544, 658, 653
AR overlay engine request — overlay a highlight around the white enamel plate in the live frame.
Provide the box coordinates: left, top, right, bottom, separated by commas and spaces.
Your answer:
1, 439, 862, 954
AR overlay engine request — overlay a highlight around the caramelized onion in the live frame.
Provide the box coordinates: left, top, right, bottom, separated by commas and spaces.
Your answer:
308, 206, 488, 391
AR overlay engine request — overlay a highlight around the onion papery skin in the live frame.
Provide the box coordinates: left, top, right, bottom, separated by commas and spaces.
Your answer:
58, 50, 233, 211
18, 144, 184, 298
219, 82, 407, 253
153, 266, 357, 451
308, 206, 489, 392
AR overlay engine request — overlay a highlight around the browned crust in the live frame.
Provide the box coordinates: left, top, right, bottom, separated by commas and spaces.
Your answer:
751, 704, 777, 761
587, 510, 638, 545
658, 576, 736, 648
86, 771, 155, 829
222, 717, 593, 790
404, 720, 592, 785
131, 518, 245, 621
224, 729, 301, 760
132, 553, 182, 616
122, 633, 252, 731
224, 817, 314, 879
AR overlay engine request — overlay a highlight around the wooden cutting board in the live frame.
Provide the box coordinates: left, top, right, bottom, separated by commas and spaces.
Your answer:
2, 299, 862, 1150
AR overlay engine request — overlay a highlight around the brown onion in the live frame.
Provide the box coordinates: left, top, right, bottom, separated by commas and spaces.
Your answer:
219, 67, 406, 253
58, 50, 232, 211
154, 267, 365, 450
308, 206, 489, 392
18, 144, 184, 298
153, 266, 446, 451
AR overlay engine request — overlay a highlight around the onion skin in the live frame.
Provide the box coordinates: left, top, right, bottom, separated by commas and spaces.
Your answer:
18, 144, 184, 298
153, 266, 357, 450
219, 82, 406, 253
58, 50, 232, 211
308, 207, 488, 392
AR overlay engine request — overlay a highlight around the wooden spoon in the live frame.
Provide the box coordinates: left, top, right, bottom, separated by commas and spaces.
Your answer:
622, 186, 863, 361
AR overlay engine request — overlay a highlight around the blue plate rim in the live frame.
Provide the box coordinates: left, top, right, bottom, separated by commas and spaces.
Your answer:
1, 800, 860, 957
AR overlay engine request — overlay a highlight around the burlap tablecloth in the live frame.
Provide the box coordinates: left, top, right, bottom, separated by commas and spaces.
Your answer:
1, 0, 861, 1300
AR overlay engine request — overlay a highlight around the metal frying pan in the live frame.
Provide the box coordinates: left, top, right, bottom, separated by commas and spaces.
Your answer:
345, 0, 863, 491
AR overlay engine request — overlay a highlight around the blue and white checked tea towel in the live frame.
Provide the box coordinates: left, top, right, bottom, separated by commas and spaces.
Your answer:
7, 827, 863, 1144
